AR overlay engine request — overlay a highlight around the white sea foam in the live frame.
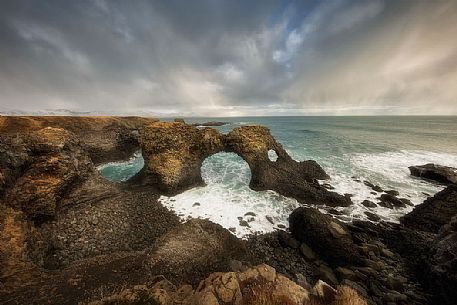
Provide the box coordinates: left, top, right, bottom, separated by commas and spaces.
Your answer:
324, 150, 457, 222
159, 150, 457, 238
159, 152, 299, 238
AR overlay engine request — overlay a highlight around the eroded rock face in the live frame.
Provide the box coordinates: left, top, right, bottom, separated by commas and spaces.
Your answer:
429, 216, 457, 304
1, 127, 94, 221
226, 126, 351, 207
401, 185, 457, 233
133, 121, 224, 195
409, 163, 457, 185
136, 123, 351, 206
145, 219, 246, 285
225, 125, 328, 183
289, 207, 363, 267
0, 116, 157, 165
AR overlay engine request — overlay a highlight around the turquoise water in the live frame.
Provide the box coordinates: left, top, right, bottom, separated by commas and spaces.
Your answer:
97, 151, 144, 182
99, 116, 457, 237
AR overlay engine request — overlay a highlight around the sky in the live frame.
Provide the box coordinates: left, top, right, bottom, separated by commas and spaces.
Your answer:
0, 0, 456, 116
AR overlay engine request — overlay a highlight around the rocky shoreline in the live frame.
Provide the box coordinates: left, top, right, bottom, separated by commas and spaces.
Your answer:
1, 116, 456, 305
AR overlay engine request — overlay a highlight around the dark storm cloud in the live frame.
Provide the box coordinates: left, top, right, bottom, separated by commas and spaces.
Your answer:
0, 0, 456, 115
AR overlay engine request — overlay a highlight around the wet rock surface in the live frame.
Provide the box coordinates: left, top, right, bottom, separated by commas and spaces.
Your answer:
401, 185, 457, 233
409, 163, 457, 185
191, 121, 228, 127
377, 193, 412, 209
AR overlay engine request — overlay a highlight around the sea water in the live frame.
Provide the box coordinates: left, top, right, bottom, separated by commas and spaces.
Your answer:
98, 116, 457, 237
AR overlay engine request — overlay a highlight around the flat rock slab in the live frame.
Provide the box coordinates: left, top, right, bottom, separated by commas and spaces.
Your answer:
409, 163, 457, 185
401, 185, 457, 233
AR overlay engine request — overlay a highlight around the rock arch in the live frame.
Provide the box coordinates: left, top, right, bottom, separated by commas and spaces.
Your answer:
131, 121, 352, 207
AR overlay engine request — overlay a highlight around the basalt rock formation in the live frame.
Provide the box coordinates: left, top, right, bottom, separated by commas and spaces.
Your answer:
224, 126, 352, 208
288, 207, 433, 305
400, 185, 457, 233
134, 122, 352, 206
409, 163, 457, 185
5, 116, 450, 305
0, 116, 157, 165
1, 127, 93, 222
429, 215, 457, 304
132, 121, 224, 195
0, 118, 184, 304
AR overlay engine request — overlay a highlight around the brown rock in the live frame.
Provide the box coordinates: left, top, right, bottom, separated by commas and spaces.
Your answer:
2, 127, 94, 221
145, 219, 246, 285
132, 121, 224, 195
289, 207, 364, 267
135, 122, 351, 206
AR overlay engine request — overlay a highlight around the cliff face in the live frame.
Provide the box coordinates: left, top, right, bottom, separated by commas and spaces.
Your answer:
1, 127, 93, 221
134, 122, 351, 207
0, 116, 158, 164
3, 116, 455, 305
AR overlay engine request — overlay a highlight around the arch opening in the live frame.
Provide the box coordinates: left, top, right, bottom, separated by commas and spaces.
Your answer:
97, 151, 144, 182
201, 152, 251, 187
159, 152, 299, 238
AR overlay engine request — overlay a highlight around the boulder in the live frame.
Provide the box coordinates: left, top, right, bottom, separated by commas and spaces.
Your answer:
361, 200, 377, 208
385, 190, 399, 196
377, 193, 407, 209
401, 185, 457, 233
364, 211, 380, 222
409, 163, 457, 185
289, 207, 363, 267
87, 264, 318, 305
145, 219, 246, 285
363, 181, 383, 192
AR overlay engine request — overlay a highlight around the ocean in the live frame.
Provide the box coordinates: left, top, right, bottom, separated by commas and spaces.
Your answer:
98, 116, 457, 237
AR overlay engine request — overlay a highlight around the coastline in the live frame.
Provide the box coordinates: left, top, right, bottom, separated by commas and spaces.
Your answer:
1, 116, 456, 305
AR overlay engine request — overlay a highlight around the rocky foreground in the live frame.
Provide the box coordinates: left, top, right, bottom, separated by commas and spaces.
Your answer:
0, 116, 456, 305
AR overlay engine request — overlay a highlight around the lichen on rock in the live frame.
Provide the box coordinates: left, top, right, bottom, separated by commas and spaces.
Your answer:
132, 121, 224, 195
134, 122, 351, 207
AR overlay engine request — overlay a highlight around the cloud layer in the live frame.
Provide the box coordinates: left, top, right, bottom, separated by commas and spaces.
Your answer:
0, 0, 456, 116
